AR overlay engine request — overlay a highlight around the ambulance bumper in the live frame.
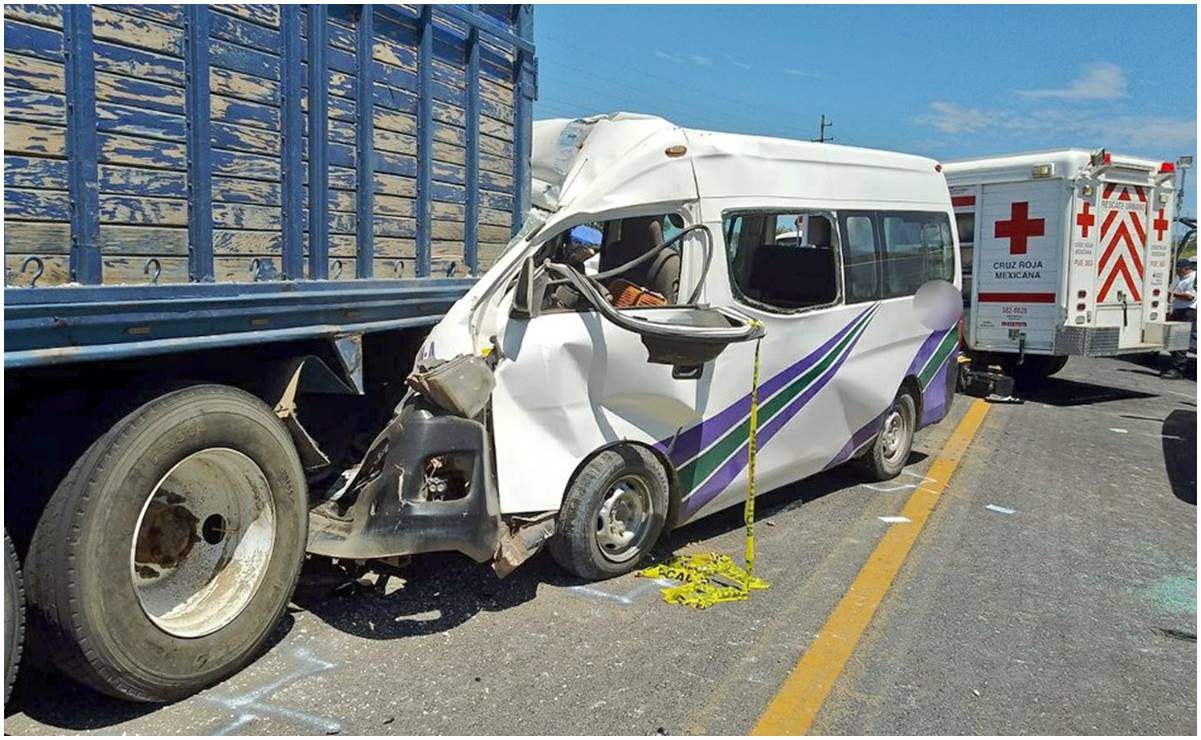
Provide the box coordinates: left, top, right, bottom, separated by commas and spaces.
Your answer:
1053, 325, 1121, 356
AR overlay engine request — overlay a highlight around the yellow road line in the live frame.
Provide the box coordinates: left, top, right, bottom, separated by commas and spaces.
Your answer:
751, 398, 991, 736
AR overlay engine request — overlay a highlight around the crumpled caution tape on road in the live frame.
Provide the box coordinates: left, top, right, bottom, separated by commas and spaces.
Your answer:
638, 324, 770, 609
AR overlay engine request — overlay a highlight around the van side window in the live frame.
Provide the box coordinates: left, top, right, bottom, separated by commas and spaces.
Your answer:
723, 212, 840, 311
880, 212, 955, 297
840, 214, 879, 303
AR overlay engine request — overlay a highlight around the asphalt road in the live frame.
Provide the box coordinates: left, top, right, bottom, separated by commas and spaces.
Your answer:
5, 355, 1196, 735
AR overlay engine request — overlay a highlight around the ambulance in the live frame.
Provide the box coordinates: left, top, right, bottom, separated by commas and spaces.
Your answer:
945, 149, 1191, 380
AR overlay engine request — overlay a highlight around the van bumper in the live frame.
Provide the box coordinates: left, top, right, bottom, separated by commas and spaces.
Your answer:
306, 403, 501, 563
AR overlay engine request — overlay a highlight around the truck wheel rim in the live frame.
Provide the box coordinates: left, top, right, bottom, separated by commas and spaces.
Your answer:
881, 402, 911, 465
595, 475, 652, 563
130, 448, 276, 638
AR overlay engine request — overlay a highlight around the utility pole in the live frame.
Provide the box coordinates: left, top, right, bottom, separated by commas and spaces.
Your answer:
812, 114, 833, 143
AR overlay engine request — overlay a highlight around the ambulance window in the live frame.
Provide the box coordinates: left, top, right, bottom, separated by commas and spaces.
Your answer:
955, 212, 975, 246
722, 211, 840, 312
840, 215, 879, 303
880, 212, 955, 297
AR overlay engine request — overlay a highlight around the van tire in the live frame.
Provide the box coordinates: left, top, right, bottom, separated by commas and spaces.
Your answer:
5, 530, 24, 705
24, 385, 307, 703
855, 391, 917, 481
550, 446, 669, 581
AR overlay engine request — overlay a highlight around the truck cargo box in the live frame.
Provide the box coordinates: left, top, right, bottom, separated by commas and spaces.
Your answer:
4, 4, 536, 366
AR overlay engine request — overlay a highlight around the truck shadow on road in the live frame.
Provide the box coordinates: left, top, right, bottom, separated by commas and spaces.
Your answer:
6, 613, 300, 730
1163, 409, 1196, 505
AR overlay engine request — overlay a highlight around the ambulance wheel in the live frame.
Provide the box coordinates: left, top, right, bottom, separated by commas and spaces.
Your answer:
856, 391, 917, 481
5, 530, 24, 705
551, 446, 669, 581
24, 385, 308, 703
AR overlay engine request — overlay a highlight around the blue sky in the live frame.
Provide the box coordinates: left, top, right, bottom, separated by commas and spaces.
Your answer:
532, 4, 1198, 217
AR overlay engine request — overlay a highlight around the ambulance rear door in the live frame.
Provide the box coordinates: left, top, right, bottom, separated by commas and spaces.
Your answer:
1092, 181, 1152, 348
970, 179, 1066, 354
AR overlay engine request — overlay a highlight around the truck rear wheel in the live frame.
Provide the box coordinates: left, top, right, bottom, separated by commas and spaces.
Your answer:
5, 530, 24, 705
25, 385, 307, 703
1003, 355, 1069, 383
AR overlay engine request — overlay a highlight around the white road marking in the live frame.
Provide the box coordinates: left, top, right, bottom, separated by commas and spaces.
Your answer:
566, 578, 676, 606
1109, 428, 1129, 434
985, 504, 1017, 515
203, 646, 341, 735
878, 516, 911, 524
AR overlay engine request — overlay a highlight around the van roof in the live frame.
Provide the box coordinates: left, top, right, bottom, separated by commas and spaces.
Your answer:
533, 113, 950, 214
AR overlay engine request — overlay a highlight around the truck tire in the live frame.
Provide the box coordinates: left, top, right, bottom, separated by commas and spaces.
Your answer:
5, 530, 24, 705
25, 385, 307, 703
550, 446, 669, 581
1003, 355, 1068, 383
855, 390, 917, 481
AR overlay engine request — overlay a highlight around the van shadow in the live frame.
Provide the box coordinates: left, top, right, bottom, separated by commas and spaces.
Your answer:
8, 613, 298, 731
1017, 376, 1157, 407
293, 551, 545, 641
1163, 409, 1197, 505
660, 452, 928, 551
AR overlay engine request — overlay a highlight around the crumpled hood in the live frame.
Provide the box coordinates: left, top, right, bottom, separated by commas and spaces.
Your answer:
529, 113, 698, 216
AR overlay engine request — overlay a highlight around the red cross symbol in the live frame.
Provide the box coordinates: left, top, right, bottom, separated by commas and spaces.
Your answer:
1153, 208, 1169, 241
1075, 201, 1095, 238
995, 202, 1045, 255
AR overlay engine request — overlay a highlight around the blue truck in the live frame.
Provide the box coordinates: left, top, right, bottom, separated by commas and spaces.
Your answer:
3, 3, 535, 703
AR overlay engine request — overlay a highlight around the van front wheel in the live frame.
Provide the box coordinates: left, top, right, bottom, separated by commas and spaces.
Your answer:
551, 446, 669, 581
856, 391, 917, 481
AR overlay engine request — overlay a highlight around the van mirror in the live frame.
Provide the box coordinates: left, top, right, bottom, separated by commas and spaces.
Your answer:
511, 257, 548, 319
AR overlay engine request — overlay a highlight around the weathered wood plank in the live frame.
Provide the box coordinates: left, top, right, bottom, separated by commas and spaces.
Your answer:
94, 39, 184, 86
432, 158, 466, 185
480, 207, 512, 228
210, 66, 279, 106
432, 140, 465, 166
95, 71, 184, 115
92, 6, 183, 56
374, 237, 416, 259
212, 4, 281, 29
481, 149, 514, 176
212, 94, 280, 131
374, 127, 416, 156
375, 193, 415, 217
213, 229, 283, 255
212, 120, 280, 156
209, 9, 281, 53
99, 164, 187, 197
374, 105, 416, 135
4, 5, 64, 30
97, 101, 187, 141
431, 201, 465, 221
213, 176, 281, 206
4, 121, 66, 157
430, 182, 465, 204
479, 189, 514, 212
4, 19, 64, 62
212, 148, 281, 182
480, 77, 514, 107
4, 156, 68, 190
4, 221, 70, 255
98, 132, 186, 170
373, 215, 415, 238
480, 114, 513, 143
374, 173, 416, 198
104, 255, 189, 284
98, 224, 189, 254
6, 254, 69, 286
5, 89, 66, 125
5, 188, 68, 220
213, 202, 281, 230
99, 194, 188, 226
210, 38, 280, 81
375, 150, 416, 177
104, 4, 183, 27
5, 53, 65, 94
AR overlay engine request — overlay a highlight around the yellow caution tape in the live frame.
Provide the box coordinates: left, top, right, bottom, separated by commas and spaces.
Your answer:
639, 322, 770, 609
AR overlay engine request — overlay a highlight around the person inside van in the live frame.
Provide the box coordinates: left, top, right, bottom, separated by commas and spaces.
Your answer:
1162, 257, 1196, 379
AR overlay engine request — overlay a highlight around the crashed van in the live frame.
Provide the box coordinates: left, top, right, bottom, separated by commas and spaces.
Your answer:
309, 113, 963, 580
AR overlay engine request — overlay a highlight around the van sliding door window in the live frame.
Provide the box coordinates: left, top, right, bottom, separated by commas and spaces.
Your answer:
880, 212, 955, 298
839, 214, 880, 303
723, 212, 840, 312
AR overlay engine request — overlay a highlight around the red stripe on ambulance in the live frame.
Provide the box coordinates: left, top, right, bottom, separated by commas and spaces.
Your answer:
977, 292, 1057, 303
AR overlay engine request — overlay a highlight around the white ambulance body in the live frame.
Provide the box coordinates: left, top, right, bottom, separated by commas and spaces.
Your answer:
945, 149, 1189, 372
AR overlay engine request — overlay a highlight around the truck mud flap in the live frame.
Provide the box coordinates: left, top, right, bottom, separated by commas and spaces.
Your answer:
307, 402, 501, 563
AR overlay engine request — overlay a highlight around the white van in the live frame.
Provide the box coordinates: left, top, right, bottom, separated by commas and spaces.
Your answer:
309, 114, 963, 579
945, 149, 1189, 380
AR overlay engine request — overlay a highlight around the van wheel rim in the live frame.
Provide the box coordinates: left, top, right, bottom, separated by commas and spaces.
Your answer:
881, 403, 911, 465
595, 476, 652, 563
130, 448, 276, 638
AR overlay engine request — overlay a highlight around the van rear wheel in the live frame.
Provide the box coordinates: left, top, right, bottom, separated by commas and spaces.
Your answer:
856, 390, 917, 481
25, 385, 307, 703
551, 446, 669, 581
